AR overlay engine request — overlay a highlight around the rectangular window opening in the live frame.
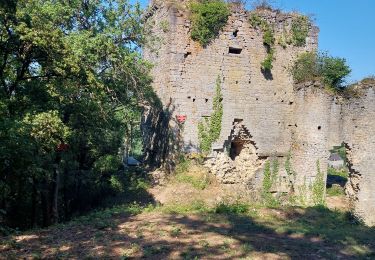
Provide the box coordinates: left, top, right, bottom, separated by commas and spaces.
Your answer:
229, 47, 242, 54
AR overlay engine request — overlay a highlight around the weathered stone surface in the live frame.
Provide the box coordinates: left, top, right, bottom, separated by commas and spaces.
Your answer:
143, 1, 375, 226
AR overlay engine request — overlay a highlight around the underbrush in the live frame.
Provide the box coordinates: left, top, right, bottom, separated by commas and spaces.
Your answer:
173, 157, 212, 190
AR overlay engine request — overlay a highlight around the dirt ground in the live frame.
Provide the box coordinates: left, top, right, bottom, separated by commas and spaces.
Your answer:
1, 167, 374, 259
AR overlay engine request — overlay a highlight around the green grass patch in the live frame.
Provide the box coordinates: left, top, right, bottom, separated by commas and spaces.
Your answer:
327, 185, 345, 197
214, 201, 250, 214
160, 200, 210, 214
174, 157, 211, 190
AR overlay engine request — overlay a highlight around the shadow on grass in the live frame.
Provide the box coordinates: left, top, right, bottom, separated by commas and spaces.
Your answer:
1, 202, 375, 259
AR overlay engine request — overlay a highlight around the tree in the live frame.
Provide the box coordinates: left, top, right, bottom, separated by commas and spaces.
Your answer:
0, 0, 154, 229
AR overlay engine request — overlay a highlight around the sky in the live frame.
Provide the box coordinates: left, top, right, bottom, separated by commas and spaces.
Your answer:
133, 0, 375, 82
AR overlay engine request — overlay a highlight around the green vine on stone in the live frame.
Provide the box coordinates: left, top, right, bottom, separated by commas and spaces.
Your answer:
262, 159, 280, 206
312, 160, 326, 205
198, 76, 223, 153
249, 13, 275, 72
285, 151, 296, 192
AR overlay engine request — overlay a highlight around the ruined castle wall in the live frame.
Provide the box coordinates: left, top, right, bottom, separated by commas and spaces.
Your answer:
144, 1, 375, 226
341, 88, 375, 225
144, 2, 319, 157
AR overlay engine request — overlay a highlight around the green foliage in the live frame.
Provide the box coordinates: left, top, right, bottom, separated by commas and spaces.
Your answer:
159, 20, 170, 32
261, 48, 274, 71
190, 0, 230, 46
249, 13, 275, 72
249, 13, 266, 29
284, 151, 296, 193
291, 51, 351, 89
263, 27, 275, 46
291, 52, 320, 83
214, 201, 249, 214
291, 15, 310, 47
327, 185, 345, 197
175, 157, 211, 190
262, 159, 280, 206
198, 76, 223, 152
320, 54, 352, 89
312, 160, 326, 206
327, 167, 349, 180
0, 0, 154, 229
160, 200, 210, 214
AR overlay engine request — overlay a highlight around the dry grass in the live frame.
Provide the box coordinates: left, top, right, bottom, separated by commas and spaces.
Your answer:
1, 164, 375, 259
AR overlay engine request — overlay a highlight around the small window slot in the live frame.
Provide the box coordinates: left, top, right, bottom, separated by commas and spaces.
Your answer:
229, 47, 242, 54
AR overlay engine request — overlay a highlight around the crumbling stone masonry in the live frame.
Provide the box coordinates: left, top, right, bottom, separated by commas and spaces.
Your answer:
142, 1, 375, 226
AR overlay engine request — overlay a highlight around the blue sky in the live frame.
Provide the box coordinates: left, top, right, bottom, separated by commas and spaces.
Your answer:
134, 0, 374, 82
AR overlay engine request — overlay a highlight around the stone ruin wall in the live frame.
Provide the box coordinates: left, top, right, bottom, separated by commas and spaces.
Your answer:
142, 1, 375, 226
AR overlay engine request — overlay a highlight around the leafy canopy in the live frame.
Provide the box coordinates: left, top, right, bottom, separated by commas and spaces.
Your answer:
0, 0, 156, 229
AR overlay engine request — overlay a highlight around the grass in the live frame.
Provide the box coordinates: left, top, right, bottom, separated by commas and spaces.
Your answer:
2, 164, 375, 259
174, 158, 211, 190
2, 200, 375, 259
327, 185, 345, 196
326, 167, 349, 197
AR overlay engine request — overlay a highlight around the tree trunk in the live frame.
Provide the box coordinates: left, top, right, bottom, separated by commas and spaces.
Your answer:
31, 178, 37, 227
50, 166, 59, 224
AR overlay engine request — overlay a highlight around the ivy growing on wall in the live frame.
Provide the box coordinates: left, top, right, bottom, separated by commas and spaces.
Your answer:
190, 0, 230, 46
198, 76, 223, 152
249, 13, 275, 71
285, 151, 296, 192
312, 160, 326, 205
262, 159, 280, 206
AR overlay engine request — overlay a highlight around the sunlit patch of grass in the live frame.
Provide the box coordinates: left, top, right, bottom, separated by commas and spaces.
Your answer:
214, 201, 250, 214
159, 200, 211, 214
327, 185, 345, 197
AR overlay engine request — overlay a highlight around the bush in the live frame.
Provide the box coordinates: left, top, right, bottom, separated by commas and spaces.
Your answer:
291, 51, 351, 89
190, 0, 230, 46
320, 54, 351, 88
291, 15, 310, 47
290, 52, 319, 83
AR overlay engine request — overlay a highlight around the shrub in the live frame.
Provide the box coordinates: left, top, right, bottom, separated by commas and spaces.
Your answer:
319, 54, 351, 89
261, 48, 274, 71
190, 0, 230, 46
290, 52, 319, 83
291, 15, 310, 47
291, 51, 351, 89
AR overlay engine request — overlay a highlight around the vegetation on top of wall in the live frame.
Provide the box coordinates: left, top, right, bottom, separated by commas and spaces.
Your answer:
290, 51, 351, 90
190, 0, 230, 46
249, 13, 275, 71
198, 76, 223, 153
250, 0, 275, 11
291, 15, 310, 47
